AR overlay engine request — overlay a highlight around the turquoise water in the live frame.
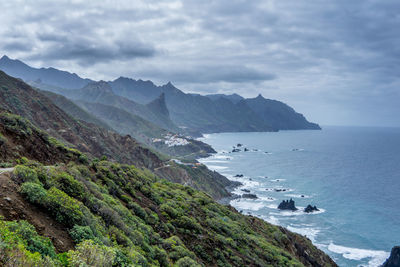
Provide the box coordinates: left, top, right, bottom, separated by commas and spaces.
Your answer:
198, 126, 400, 267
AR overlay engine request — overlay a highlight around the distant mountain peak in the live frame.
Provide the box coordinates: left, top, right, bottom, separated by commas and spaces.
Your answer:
0, 55, 10, 61
146, 92, 170, 117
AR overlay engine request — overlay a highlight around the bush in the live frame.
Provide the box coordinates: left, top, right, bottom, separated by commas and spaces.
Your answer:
6, 220, 56, 258
69, 225, 96, 244
68, 240, 116, 267
45, 187, 85, 226
128, 202, 147, 220
53, 172, 85, 199
13, 165, 39, 184
20, 182, 47, 204
174, 256, 201, 267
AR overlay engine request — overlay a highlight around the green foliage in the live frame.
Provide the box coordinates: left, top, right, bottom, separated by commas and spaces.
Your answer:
20, 182, 47, 204
69, 225, 96, 244
15, 159, 330, 266
68, 240, 116, 267
13, 165, 39, 184
175, 256, 202, 267
6, 220, 56, 258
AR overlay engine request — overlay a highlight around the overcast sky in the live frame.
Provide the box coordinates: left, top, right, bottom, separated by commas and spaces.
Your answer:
1, 0, 399, 127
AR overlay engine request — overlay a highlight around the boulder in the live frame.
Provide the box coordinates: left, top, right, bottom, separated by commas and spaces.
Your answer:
242, 194, 258, 199
237, 143, 243, 147
278, 199, 297, 211
234, 174, 244, 178
244, 148, 249, 152
232, 148, 241, 152
304, 205, 319, 213
382, 246, 400, 267
241, 189, 250, 193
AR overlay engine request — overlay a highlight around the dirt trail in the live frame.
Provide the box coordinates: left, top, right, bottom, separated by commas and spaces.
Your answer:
0, 171, 74, 252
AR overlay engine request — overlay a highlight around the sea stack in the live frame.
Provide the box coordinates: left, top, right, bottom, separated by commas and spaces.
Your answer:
278, 199, 297, 211
381, 246, 400, 267
304, 205, 319, 213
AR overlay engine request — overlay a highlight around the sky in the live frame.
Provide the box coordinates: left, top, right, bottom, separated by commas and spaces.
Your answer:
1, 0, 399, 127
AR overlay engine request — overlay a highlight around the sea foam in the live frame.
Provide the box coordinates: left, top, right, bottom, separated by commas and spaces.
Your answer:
327, 243, 389, 267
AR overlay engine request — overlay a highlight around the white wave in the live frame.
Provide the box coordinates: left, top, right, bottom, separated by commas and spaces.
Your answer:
230, 199, 265, 211
327, 243, 390, 267
205, 165, 228, 171
200, 160, 228, 164
284, 194, 311, 199
287, 226, 320, 243
270, 178, 286, 182
263, 215, 279, 225
258, 196, 276, 202
270, 207, 326, 216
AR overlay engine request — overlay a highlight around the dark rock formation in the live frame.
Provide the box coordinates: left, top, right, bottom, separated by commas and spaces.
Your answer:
304, 205, 319, 213
242, 194, 258, 199
382, 246, 400, 267
244, 148, 249, 152
237, 143, 243, 147
278, 199, 297, 211
232, 148, 241, 152
241, 189, 250, 193
234, 174, 244, 177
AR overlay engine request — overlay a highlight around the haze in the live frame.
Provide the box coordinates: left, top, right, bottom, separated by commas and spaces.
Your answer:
1, 0, 399, 127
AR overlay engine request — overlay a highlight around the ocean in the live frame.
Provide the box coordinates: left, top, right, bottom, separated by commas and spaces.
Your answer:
198, 126, 400, 267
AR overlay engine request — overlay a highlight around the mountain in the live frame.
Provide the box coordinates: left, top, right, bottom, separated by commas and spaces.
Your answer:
206, 93, 244, 103
244, 94, 321, 130
0, 55, 92, 89
0, 70, 235, 199
0, 70, 162, 169
110, 78, 273, 133
54, 81, 180, 133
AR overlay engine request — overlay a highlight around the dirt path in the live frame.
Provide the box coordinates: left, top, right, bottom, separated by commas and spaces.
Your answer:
0, 171, 74, 252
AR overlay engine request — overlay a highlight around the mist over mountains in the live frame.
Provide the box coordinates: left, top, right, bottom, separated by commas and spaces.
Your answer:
0, 55, 320, 137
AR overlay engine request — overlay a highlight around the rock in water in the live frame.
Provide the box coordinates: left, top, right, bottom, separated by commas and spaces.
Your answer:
304, 205, 319, 213
278, 199, 297, 211
232, 148, 241, 152
382, 246, 400, 267
242, 194, 258, 199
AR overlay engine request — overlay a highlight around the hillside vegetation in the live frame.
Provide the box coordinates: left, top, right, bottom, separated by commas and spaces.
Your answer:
0, 156, 336, 266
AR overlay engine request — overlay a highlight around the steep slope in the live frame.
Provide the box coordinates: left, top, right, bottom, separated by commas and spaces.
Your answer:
41, 90, 112, 130
245, 94, 321, 130
0, 71, 235, 199
0, 153, 337, 266
59, 81, 180, 133
110, 78, 274, 133
0, 55, 92, 89
0, 70, 162, 169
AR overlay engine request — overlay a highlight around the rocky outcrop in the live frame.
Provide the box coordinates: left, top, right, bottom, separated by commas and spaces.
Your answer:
304, 205, 319, 213
278, 199, 298, 211
382, 246, 400, 267
242, 193, 258, 199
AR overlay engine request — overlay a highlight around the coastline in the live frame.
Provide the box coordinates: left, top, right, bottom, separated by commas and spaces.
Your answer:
197, 130, 394, 267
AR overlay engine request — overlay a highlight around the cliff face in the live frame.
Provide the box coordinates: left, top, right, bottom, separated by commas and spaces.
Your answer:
382, 246, 400, 267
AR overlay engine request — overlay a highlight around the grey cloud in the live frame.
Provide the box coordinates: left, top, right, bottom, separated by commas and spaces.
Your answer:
0, 0, 399, 126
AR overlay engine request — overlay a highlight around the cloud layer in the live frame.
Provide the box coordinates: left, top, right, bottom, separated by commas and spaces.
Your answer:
0, 0, 399, 126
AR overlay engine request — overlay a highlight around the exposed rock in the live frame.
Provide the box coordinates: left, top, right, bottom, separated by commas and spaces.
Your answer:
244, 148, 249, 152
278, 199, 297, 211
242, 194, 258, 199
4, 196, 11, 202
241, 189, 250, 193
382, 246, 400, 267
304, 205, 319, 213
232, 148, 241, 152
237, 143, 243, 147
234, 174, 244, 177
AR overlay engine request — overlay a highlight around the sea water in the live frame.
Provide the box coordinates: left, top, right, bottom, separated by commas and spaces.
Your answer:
198, 126, 400, 267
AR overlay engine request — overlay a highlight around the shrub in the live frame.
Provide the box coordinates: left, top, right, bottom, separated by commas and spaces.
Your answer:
68, 240, 116, 267
128, 202, 147, 220
174, 256, 201, 267
53, 172, 85, 199
13, 165, 39, 184
20, 182, 47, 204
173, 216, 201, 233
45, 187, 85, 226
6, 220, 56, 258
69, 225, 96, 244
